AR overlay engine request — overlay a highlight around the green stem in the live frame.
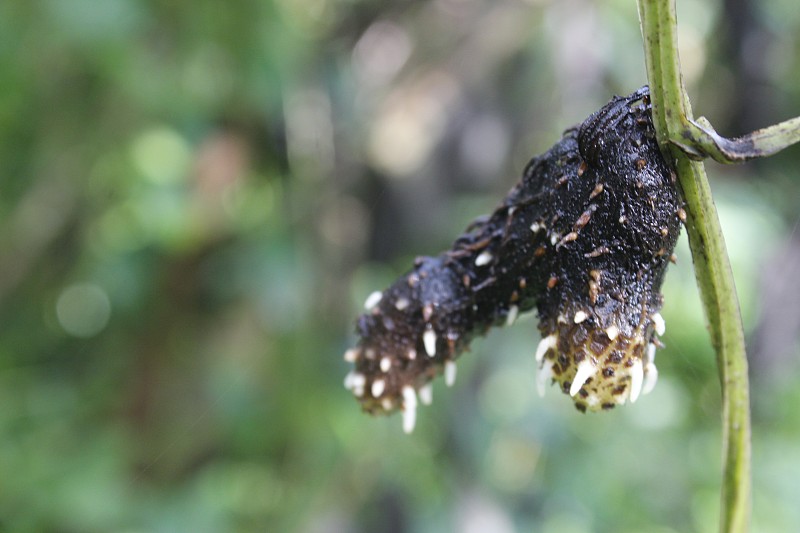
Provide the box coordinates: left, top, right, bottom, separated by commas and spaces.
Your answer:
637, 0, 800, 164
674, 158, 752, 533
638, 1, 752, 532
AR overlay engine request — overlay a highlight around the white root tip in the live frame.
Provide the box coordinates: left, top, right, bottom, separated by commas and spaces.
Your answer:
444, 360, 457, 387
402, 386, 417, 434
371, 379, 386, 398
423, 328, 437, 357
573, 310, 588, 324
506, 305, 519, 327
652, 312, 666, 336
419, 383, 433, 405
364, 291, 382, 310
629, 359, 644, 403
352, 374, 365, 388
537, 359, 553, 398
343, 348, 359, 363
407, 348, 417, 360
344, 371, 366, 391
475, 251, 493, 267
605, 325, 619, 341
380, 357, 392, 373
569, 360, 597, 397
394, 297, 410, 311
642, 362, 659, 396
646, 343, 657, 364
535, 334, 557, 363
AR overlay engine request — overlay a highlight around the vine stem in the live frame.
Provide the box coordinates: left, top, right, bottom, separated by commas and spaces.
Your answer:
637, 1, 752, 532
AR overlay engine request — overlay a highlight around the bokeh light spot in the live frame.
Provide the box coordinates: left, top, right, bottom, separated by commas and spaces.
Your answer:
130, 127, 191, 184
56, 283, 112, 338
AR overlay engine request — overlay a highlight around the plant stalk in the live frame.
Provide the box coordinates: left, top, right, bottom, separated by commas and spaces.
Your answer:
637, 1, 752, 532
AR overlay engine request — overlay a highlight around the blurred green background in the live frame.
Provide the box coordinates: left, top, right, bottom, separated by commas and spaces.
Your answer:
1, 0, 800, 531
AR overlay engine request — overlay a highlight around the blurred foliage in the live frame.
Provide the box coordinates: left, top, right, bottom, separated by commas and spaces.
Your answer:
1, 0, 799, 531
